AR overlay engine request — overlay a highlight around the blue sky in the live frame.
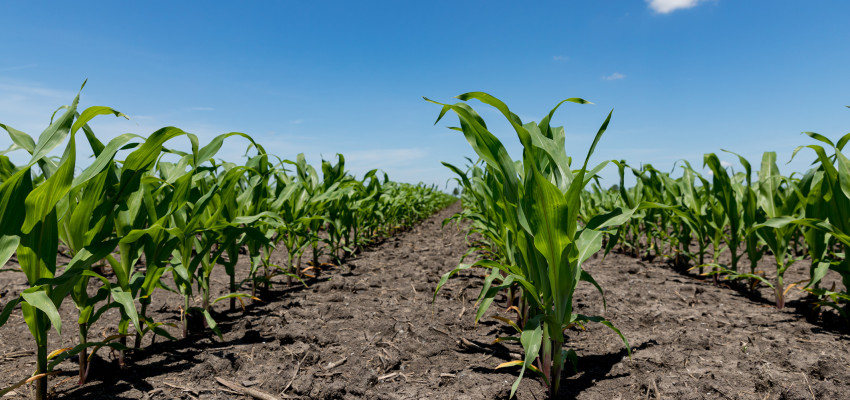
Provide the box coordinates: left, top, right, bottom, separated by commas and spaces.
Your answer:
1, 0, 848, 188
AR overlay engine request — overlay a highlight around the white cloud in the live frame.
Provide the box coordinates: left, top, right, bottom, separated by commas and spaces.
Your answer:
0, 81, 73, 104
720, 160, 732, 168
603, 72, 626, 81
288, 119, 304, 125
0, 81, 77, 137
190, 106, 214, 111
552, 55, 568, 61
344, 148, 427, 169
646, 0, 705, 14
0, 64, 39, 73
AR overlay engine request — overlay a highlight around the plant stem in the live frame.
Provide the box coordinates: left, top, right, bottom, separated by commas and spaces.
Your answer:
78, 323, 88, 385
35, 342, 47, 400
229, 272, 236, 311
182, 296, 190, 338
549, 340, 565, 398
134, 302, 148, 350
118, 335, 127, 368
775, 273, 785, 310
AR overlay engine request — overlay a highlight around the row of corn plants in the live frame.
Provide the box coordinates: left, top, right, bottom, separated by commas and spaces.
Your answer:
0, 85, 455, 400
430, 93, 670, 398
577, 115, 850, 316
434, 92, 848, 398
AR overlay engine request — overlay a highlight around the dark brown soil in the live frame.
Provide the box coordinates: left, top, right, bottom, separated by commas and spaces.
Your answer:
1, 202, 849, 399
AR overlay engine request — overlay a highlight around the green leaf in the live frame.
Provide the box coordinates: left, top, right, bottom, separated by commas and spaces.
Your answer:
0, 235, 20, 267
211, 292, 258, 305
111, 289, 141, 335
0, 296, 21, 328
201, 309, 222, 338
511, 316, 543, 398
22, 131, 77, 234
0, 124, 36, 154
21, 289, 62, 334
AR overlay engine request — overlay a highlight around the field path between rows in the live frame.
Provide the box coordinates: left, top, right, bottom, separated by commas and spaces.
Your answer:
2, 202, 849, 399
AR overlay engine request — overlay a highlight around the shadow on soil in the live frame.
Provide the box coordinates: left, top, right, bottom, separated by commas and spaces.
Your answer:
661, 257, 850, 335
557, 340, 656, 399
56, 327, 271, 399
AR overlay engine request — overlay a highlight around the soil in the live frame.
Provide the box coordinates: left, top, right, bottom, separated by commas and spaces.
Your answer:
1, 202, 849, 400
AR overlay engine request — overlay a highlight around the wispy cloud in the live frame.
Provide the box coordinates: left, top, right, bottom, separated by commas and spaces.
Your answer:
345, 148, 427, 168
288, 119, 304, 125
0, 80, 77, 137
0, 81, 74, 101
0, 79, 250, 166
360, 150, 463, 186
0, 64, 38, 73
646, 0, 705, 14
603, 72, 626, 81
720, 160, 732, 168
552, 55, 568, 61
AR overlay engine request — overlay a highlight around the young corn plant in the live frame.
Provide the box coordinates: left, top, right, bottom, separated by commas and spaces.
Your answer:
0, 88, 141, 399
671, 162, 715, 270
703, 153, 744, 276
160, 143, 233, 337
722, 150, 768, 291
611, 161, 645, 258
638, 165, 673, 261
785, 130, 850, 319
430, 93, 638, 398
207, 158, 279, 311
273, 170, 317, 287
751, 152, 804, 309
794, 168, 832, 291
104, 126, 204, 363
347, 170, 383, 252
58, 127, 149, 383
235, 151, 296, 298
285, 154, 326, 274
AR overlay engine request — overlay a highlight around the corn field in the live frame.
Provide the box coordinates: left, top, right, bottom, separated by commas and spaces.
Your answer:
1, 88, 848, 399
0, 87, 455, 399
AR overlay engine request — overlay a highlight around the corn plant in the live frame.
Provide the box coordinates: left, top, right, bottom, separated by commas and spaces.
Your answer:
272, 168, 317, 286
430, 93, 640, 398
784, 130, 850, 318
102, 126, 212, 363
703, 153, 744, 274
58, 127, 147, 383
346, 170, 383, 251
285, 154, 326, 272
750, 152, 805, 309
0, 87, 142, 398
205, 157, 278, 311
721, 150, 768, 289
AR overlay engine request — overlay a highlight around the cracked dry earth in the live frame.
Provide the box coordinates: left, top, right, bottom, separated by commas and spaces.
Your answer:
1, 201, 850, 399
